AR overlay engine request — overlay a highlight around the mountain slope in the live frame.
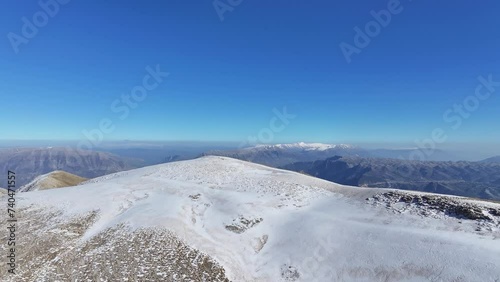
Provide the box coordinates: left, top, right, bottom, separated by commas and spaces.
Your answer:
1, 157, 499, 281
0, 147, 136, 187
282, 156, 500, 200
482, 156, 500, 163
18, 170, 87, 192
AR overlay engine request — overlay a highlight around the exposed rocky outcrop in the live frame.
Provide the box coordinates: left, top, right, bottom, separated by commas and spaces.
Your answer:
368, 191, 500, 221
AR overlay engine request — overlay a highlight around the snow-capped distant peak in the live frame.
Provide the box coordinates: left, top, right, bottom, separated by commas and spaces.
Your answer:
252, 142, 355, 151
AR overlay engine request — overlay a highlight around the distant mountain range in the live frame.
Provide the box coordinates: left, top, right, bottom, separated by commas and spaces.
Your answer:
97, 143, 237, 166
0, 147, 137, 188
3, 143, 499, 200
203, 142, 458, 167
203, 142, 366, 167
282, 156, 500, 201
481, 156, 500, 163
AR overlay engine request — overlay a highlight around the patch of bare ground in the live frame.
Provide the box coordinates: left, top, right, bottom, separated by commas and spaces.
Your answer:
0, 206, 230, 281
62, 226, 230, 281
0, 206, 98, 281
20, 171, 88, 192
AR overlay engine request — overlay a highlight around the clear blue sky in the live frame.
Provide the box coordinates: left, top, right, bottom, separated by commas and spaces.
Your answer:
1, 0, 499, 146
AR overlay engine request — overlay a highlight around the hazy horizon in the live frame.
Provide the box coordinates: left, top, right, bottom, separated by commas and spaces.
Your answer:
0, 139, 498, 161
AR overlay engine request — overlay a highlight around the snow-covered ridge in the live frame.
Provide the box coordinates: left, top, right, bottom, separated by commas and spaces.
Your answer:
251, 142, 356, 151
3, 156, 500, 281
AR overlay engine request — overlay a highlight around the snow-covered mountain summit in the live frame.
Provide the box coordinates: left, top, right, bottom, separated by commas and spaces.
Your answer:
2, 156, 499, 281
